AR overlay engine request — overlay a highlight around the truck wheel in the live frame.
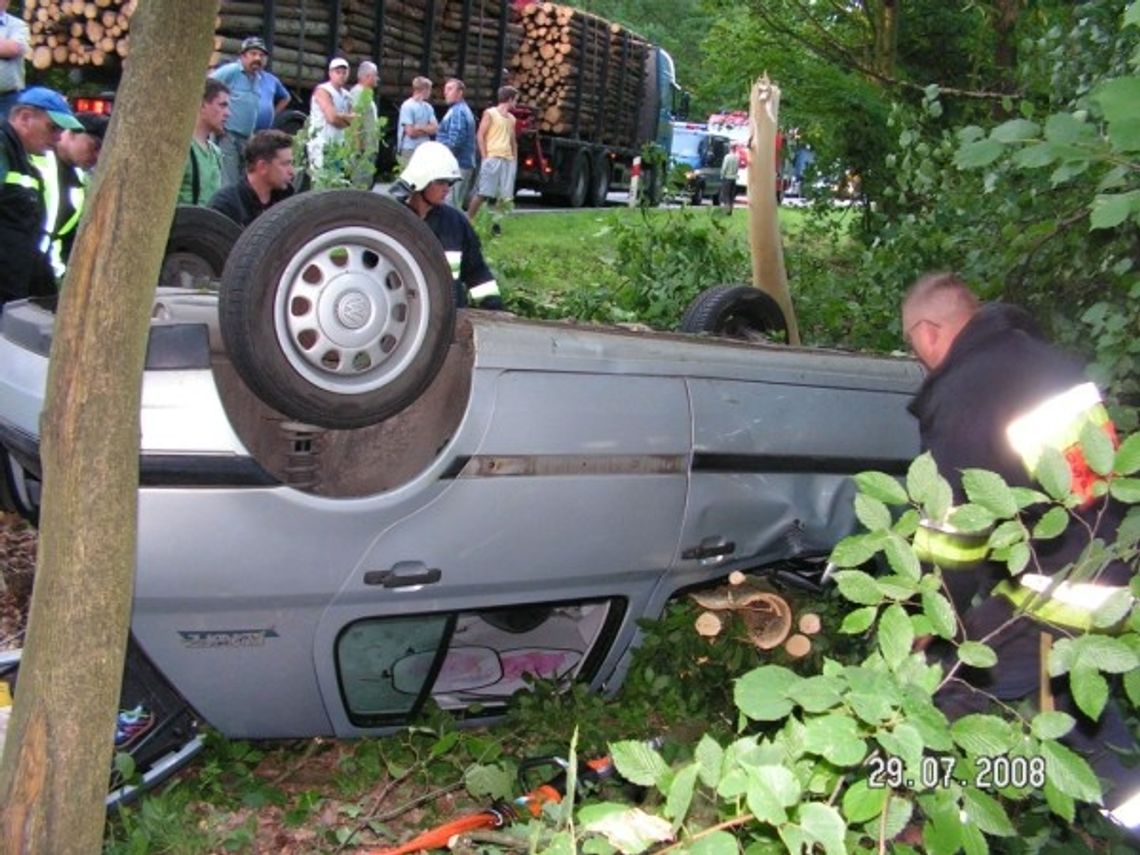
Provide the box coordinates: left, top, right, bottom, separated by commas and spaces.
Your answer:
567, 153, 590, 208
160, 206, 243, 290
587, 152, 610, 207
641, 162, 665, 207
272, 109, 308, 137
679, 285, 788, 343
690, 183, 704, 206
218, 191, 456, 429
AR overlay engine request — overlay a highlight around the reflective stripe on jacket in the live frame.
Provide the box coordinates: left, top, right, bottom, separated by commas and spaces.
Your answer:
995, 573, 1131, 631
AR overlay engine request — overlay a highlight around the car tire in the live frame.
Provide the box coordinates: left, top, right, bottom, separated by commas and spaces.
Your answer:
587, 151, 610, 207
218, 190, 456, 430
690, 183, 704, 206
679, 285, 788, 343
566, 152, 590, 208
160, 206, 243, 290
272, 109, 308, 136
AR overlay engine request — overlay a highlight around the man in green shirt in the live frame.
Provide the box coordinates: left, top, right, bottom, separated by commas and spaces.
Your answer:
178, 79, 230, 206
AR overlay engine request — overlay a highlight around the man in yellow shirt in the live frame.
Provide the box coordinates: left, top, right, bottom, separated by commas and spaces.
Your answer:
467, 85, 518, 233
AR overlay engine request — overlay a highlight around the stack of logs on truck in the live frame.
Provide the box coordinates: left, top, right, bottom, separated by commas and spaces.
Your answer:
21, 0, 678, 207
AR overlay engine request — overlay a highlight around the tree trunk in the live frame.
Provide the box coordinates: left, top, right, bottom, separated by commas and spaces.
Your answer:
746, 75, 800, 345
989, 0, 1020, 118
870, 0, 899, 80
0, 2, 219, 852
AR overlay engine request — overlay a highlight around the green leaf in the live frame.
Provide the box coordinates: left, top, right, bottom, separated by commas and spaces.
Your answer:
991, 118, 1040, 143
884, 534, 922, 581
1125, 669, 1140, 708
1031, 711, 1076, 740
835, 570, 884, 606
1091, 192, 1139, 230
686, 831, 738, 855
1043, 111, 1090, 144
987, 519, 1025, 550
907, 453, 940, 505
664, 762, 699, 826
1093, 77, 1140, 127
788, 676, 845, 713
879, 795, 914, 840
1011, 487, 1050, 509
922, 590, 958, 639
1072, 664, 1108, 720
796, 802, 847, 855
856, 494, 893, 532
1127, 1, 1140, 25
1032, 506, 1070, 540
843, 779, 888, 823
848, 691, 894, 725
948, 503, 996, 533
735, 666, 800, 722
610, 740, 670, 787
1115, 433, 1140, 475
1110, 478, 1140, 503
877, 722, 924, 771
958, 641, 998, 669
803, 714, 868, 767
579, 805, 674, 854
1007, 542, 1031, 576
1076, 635, 1140, 672
746, 765, 798, 824
1043, 778, 1076, 822
1092, 589, 1133, 629
879, 604, 914, 668
854, 471, 909, 505
1012, 143, 1056, 169
955, 138, 1004, 169
464, 763, 514, 799
1080, 421, 1117, 476
962, 469, 1018, 517
1041, 740, 1103, 803
893, 508, 921, 537
962, 787, 1016, 836
1037, 447, 1073, 499
950, 714, 1012, 756
830, 534, 881, 568
840, 605, 878, 634
694, 735, 723, 789
902, 693, 954, 751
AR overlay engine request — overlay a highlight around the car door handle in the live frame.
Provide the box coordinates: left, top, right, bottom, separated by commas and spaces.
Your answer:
363, 562, 442, 588
681, 538, 736, 561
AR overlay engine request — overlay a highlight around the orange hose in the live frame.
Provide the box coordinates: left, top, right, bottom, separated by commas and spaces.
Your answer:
366, 812, 500, 855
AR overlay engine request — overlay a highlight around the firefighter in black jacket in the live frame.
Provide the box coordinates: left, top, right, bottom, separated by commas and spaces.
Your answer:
903, 271, 1140, 832
0, 86, 84, 307
389, 141, 503, 310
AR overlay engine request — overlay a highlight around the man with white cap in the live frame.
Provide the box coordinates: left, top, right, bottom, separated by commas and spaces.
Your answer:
1, 86, 83, 307
306, 56, 355, 179
390, 141, 502, 310
210, 36, 290, 186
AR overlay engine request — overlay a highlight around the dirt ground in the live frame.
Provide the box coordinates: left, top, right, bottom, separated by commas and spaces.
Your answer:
0, 511, 35, 650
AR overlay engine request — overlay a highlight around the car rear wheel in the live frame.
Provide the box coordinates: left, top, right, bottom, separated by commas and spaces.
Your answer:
218, 191, 456, 429
159, 206, 243, 290
680, 285, 788, 343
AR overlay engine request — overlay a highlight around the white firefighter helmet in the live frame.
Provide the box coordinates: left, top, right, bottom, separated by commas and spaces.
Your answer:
398, 142, 462, 192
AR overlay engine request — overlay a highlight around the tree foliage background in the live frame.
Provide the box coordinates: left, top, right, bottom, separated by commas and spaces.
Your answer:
581, 0, 1139, 430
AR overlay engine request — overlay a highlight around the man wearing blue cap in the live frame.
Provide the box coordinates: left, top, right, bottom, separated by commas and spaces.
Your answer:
0, 0, 29, 118
210, 36, 290, 186
1, 86, 83, 306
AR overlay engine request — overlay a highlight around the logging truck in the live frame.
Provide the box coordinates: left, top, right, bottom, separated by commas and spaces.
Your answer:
21, 0, 681, 205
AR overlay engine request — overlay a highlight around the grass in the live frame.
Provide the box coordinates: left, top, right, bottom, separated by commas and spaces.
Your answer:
478, 202, 818, 306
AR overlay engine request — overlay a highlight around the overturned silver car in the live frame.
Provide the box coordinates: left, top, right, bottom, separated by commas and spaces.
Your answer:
0, 191, 920, 800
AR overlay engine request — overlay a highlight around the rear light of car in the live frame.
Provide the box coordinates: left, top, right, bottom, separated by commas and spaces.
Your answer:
73, 96, 113, 115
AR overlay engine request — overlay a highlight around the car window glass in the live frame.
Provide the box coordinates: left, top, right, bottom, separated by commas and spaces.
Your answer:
336, 601, 621, 726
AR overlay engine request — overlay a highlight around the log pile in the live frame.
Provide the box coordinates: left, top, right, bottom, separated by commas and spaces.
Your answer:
22, 0, 137, 70
22, 0, 649, 149
509, 2, 648, 148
